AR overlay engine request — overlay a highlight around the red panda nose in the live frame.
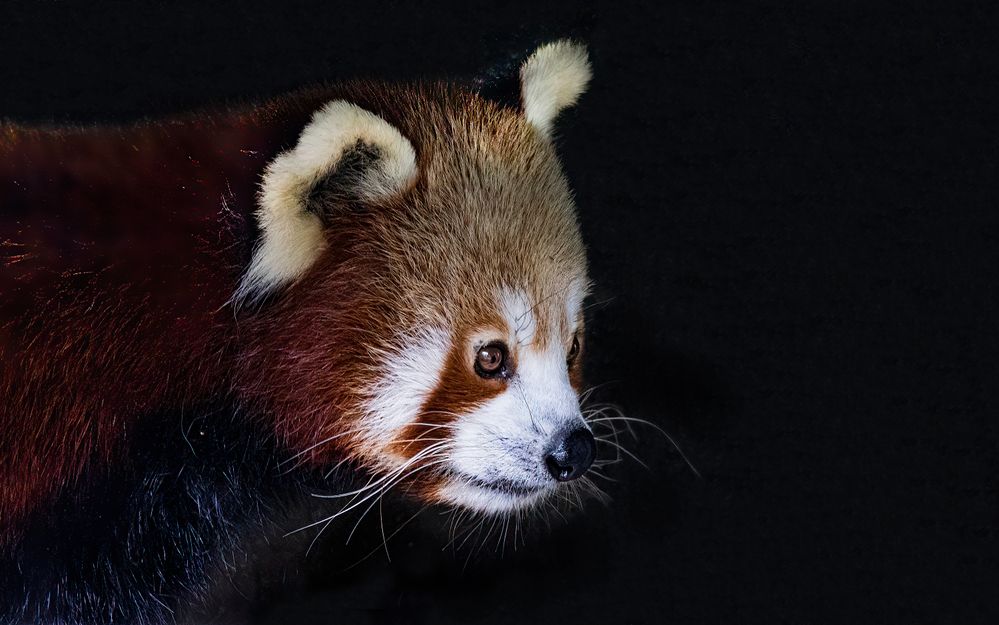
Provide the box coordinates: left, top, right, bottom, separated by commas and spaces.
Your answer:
545, 428, 596, 482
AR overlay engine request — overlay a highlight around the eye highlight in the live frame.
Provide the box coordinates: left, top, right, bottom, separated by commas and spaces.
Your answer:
475, 342, 510, 379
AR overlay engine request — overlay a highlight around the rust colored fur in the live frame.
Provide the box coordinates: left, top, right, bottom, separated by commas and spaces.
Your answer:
0, 81, 584, 546
0, 84, 389, 544
0, 112, 276, 543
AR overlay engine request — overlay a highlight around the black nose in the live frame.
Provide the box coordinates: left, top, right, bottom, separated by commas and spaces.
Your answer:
545, 428, 596, 482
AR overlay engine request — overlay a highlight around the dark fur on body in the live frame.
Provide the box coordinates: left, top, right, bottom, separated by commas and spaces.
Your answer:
0, 401, 337, 625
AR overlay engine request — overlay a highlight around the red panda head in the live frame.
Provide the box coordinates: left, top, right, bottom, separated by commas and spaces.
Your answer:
236, 41, 596, 515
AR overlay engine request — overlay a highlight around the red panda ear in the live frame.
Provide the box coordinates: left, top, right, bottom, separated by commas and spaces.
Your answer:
519, 40, 592, 137
235, 100, 417, 305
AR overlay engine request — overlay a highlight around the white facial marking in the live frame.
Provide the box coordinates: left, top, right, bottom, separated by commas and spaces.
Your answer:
441, 286, 588, 514
363, 327, 450, 468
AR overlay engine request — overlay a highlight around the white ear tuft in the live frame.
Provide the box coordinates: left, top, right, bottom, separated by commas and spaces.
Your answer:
234, 100, 417, 305
519, 40, 592, 137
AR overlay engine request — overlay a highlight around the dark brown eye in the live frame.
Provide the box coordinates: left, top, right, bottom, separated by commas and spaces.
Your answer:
475, 343, 508, 378
567, 335, 581, 364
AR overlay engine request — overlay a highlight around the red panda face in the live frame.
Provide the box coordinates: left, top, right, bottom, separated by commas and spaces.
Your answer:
236, 41, 597, 516
433, 287, 592, 512
369, 281, 593, 514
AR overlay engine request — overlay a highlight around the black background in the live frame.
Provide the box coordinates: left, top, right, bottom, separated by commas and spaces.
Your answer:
3, 1, 997, 623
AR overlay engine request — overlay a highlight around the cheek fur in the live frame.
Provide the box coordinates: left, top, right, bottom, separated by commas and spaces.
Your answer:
446, 389, 547, 482
389, 334, 503, 459
236, 232, 395, 467
361, 327, 450, 460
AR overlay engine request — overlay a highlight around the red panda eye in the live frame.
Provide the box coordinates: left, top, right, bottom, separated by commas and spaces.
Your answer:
475, 343, 507, 378
567, 335, 581, 364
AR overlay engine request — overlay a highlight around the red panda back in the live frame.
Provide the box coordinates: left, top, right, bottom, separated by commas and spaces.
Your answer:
0, 114, 284, 543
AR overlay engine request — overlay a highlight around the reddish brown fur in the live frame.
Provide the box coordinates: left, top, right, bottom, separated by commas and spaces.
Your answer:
0, 85, 393, 545
1, 79, 587, 545
0, 116, 274, 543
233, 209, 397, 464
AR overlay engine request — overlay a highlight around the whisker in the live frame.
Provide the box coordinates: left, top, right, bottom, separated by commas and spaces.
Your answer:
344, 458, 452, 545
593, 436, 649, 470
340, 504, 431, 572
587, 415, 701, 478
312, 443, 452, 500
289, 446, 451, 536
587, 469, 617, 482
277, 426, 365, 469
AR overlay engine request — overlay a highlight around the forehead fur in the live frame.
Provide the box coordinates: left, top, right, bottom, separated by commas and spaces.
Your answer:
342, 84, 589, 333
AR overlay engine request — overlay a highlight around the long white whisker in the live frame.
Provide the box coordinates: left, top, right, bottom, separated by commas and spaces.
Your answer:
312, 442, 451, 500
594, 436, 649, 469
288, 445, 451, 536
277, 427, 364, 469
587, 415, 700, 477
344, 458, 452, 545
340, 504, 431, 572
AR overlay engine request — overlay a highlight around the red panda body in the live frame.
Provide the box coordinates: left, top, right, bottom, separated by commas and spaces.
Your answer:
0, 95, 310, 542
1, 41, 599, 623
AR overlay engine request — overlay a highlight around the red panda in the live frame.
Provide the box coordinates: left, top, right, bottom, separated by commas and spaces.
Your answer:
0, 40, 597, 623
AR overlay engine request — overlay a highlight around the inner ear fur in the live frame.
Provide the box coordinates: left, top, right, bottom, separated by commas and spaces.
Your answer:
304, 139, 384, 224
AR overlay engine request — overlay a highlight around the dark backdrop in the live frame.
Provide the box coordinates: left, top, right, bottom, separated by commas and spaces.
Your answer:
3, 1, 996, 623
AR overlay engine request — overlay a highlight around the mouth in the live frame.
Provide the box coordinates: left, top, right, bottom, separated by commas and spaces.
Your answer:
439, 474, 552, 514
460, 475, 547, 496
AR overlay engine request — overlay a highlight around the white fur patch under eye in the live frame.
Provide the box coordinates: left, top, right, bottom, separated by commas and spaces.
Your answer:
520, 40, 592, 137
362, 327, 450, 464
235, 100, 418, 304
